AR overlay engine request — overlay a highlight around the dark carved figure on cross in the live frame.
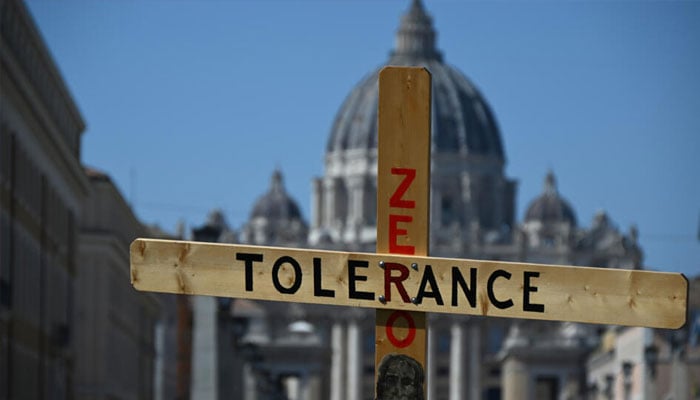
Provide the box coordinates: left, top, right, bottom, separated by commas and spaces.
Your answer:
376, 354, 425, 400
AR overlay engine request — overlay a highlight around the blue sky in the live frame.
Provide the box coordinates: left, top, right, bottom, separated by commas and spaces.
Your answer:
26, 0, 699, 277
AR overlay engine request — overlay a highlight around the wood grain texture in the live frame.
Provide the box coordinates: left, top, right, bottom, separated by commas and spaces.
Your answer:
130, 239, 688, 329
375, 66, 432, 396
375, 68, 431, 256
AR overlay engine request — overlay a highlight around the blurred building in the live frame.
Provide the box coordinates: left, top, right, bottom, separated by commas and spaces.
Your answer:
586, 276, 700, 400
0, 0, 182, 399
75, 168, 165, 399
0, 0, 88, 396
189, 1, 654, 400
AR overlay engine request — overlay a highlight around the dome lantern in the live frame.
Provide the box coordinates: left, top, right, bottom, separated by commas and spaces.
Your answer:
525, 171, 577, 227
392, 0, 442, 62
250, 169, 303, 221
243, 169, 308, 246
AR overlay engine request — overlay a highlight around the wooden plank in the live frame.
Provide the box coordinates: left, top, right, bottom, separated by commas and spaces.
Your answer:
130, 239, 688, 329
375, 66, 431, 399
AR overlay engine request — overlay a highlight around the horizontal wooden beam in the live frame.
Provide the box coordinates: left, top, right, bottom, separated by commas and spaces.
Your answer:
130, 238, 688, 329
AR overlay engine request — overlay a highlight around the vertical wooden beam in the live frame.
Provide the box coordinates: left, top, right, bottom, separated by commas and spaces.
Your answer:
375, 66, 431, 399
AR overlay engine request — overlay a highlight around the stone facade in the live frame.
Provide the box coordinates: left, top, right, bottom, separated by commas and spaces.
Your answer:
76, 169, 166, 399
0, 1, 179, 398
0, 0, 88, 396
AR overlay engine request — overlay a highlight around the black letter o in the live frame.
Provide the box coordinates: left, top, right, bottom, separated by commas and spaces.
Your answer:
272, 256, 302, 294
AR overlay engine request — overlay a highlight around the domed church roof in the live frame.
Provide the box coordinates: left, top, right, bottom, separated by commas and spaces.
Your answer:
250, 170, 303, 221
525, 171, 577, 226
326, 0, 504, 161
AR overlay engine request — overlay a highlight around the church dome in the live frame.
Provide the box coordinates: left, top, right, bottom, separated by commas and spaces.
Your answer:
326, 0, 504, 161
250, 170, 303, 220
525, 171, 577, 226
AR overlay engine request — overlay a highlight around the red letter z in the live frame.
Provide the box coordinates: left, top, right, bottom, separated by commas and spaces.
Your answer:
389, 168, 416, 209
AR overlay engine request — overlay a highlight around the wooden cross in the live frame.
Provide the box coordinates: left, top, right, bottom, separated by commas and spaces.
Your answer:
375, 67, 430, 398
130, 67, 688, 399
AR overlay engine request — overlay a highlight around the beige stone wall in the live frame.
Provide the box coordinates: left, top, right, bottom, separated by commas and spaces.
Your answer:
0, 0, 88, 398
75, 172, 161, 399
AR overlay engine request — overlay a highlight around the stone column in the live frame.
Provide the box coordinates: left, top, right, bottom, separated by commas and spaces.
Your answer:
502, 357, 528, 400
461, 172, 474, 222
323, 178, 337, 230
285, 375, 301, 400
154, 320, 165, 400
243, 363, 257, 400
468, 323, 481, 400
449, 321, 464, 400
331, 321, 347, 400
349, 176, 364, 225
644, 361, 656, 400
346, 319, 362, 400
311, 178, 323, 229
347, 176, 365, 241
190, 296, 218, 399
670, 351, 689, 400
426, 317, 437, 400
